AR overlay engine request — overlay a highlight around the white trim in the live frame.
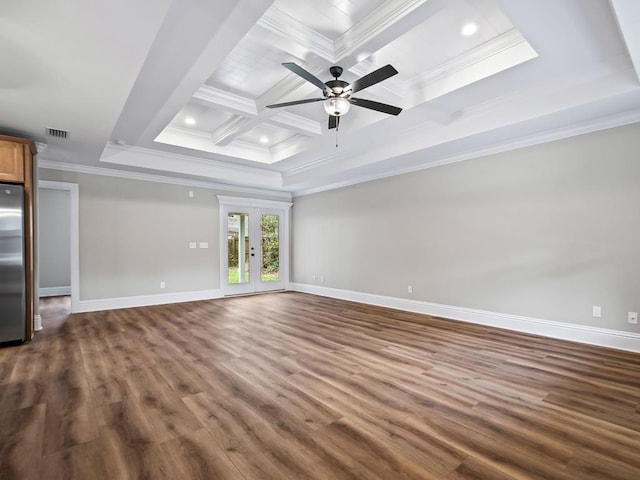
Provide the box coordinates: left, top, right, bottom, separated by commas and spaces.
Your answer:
269, 111, 322, 136
194, 85, 258, 116
39, 286, 71, 297
216, 195, 292, 209
102, 141, 283, 183
211, 116, 253, 146
289, 283, 640, 353
217, 196, 292, 296
38, 158, 290, 200
258, 5, 334, 62
291, 108, 640, 197
75, 289, 223, 313
406, 29, 537, 105
334, 0, 429, 60
38, 180, 80, 313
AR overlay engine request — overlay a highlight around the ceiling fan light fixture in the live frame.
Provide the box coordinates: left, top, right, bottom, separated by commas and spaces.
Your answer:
324, 97, 351, 116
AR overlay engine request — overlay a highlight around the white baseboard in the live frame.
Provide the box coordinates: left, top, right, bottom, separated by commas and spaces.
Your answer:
75, 289, 223, 313
289, 283, 640, 353
39, 286, 71, 297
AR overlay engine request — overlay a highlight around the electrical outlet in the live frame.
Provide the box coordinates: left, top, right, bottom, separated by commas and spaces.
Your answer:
189, 242, 197, 249
312, 274, 316, 280
629, 312, 638, 324
592, 306, 601, 318
160, 281, 166, 289
320, 275, 324, 283
407, 285, 413, 293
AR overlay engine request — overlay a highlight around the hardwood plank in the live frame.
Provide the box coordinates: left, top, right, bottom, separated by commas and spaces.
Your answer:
0, 404, 46, 479
158, 428, 246, 480
1, 292, 638, 479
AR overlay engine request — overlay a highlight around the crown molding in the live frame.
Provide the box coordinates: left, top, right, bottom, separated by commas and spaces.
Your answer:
291, 108, 640, 196
407, 28, 537, 106
100, 142, 285, 189
104, 140, 278, 174
284, 152, 342, 177
217, 195, 292, 209
269, 133, 307, 160
257, 5, 334, 62
38, 158, 291, 199
156, 126, 275, 164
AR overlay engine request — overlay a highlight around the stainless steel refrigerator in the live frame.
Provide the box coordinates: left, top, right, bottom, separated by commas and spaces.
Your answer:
0, 183, 25, 344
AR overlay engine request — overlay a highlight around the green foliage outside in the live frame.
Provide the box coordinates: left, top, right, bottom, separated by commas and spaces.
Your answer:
227, 215, 279, 284
261, 215, 279, 276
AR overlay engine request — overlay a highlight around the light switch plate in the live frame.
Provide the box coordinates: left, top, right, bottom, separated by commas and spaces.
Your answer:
199, 242, 209, 249
189, 242, 197, 249
629, 312, 638, 324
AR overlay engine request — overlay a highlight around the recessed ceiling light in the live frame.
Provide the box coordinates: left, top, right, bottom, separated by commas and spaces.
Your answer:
259, 136, 269, 144
461, 22, 478, 36
184, 117, 196, 125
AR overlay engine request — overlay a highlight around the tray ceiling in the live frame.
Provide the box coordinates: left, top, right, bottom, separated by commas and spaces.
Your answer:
3, 0, 640, 196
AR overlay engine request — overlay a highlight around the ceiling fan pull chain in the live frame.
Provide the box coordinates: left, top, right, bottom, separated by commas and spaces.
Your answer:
336, 116, 340, 147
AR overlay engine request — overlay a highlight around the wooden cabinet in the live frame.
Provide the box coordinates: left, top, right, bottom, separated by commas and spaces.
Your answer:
0, 139, 25, 183
0, 134, 37, 340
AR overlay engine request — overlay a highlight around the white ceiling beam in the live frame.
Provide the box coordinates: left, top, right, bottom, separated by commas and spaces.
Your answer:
335, 0, 439, 63
257, 6, 335, 62
269, 111, 322, 136
194, 85, 257, 116
610, 0, 640, 83
132, 0, 276, 145
101, 141, 281, 185
211, 116, 252, 145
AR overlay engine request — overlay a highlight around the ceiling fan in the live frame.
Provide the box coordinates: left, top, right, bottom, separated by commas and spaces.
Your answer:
266, 63, 402, 130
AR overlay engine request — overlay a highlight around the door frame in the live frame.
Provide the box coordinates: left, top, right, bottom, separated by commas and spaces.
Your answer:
38, 180, 80, 313
217, 195, 292, 296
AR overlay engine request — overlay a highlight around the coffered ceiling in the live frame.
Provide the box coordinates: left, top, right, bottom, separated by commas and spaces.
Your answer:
2, 0, 640, 196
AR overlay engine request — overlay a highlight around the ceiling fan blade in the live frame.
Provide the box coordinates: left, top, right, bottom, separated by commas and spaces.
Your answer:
328, 115, 337, 130
282, 62, 328, 92
350, 97, 402, 116
266, 98, 324, 109
347, 64, 398, 94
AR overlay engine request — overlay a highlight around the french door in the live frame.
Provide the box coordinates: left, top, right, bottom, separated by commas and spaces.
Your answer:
218, 196, 291, 295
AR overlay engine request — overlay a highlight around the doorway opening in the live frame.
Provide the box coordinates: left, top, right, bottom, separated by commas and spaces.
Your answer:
38, 180, 79, 312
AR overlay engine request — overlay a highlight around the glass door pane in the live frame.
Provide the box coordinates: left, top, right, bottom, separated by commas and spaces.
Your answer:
227, 212, 250, 284
261, 214, 279, 282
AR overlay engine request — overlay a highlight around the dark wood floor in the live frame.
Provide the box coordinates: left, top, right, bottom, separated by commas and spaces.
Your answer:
1, 292, 640, 479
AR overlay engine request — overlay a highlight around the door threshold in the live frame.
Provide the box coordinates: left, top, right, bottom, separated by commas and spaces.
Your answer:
223, 289, 287, 298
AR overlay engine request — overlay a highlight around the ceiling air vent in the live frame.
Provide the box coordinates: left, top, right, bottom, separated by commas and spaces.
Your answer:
46, 127, 69, 139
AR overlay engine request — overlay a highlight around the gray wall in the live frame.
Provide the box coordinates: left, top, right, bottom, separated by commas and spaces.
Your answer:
38, 188, 71, 290
38, 169, 284, 301
292, 122, 640, 333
